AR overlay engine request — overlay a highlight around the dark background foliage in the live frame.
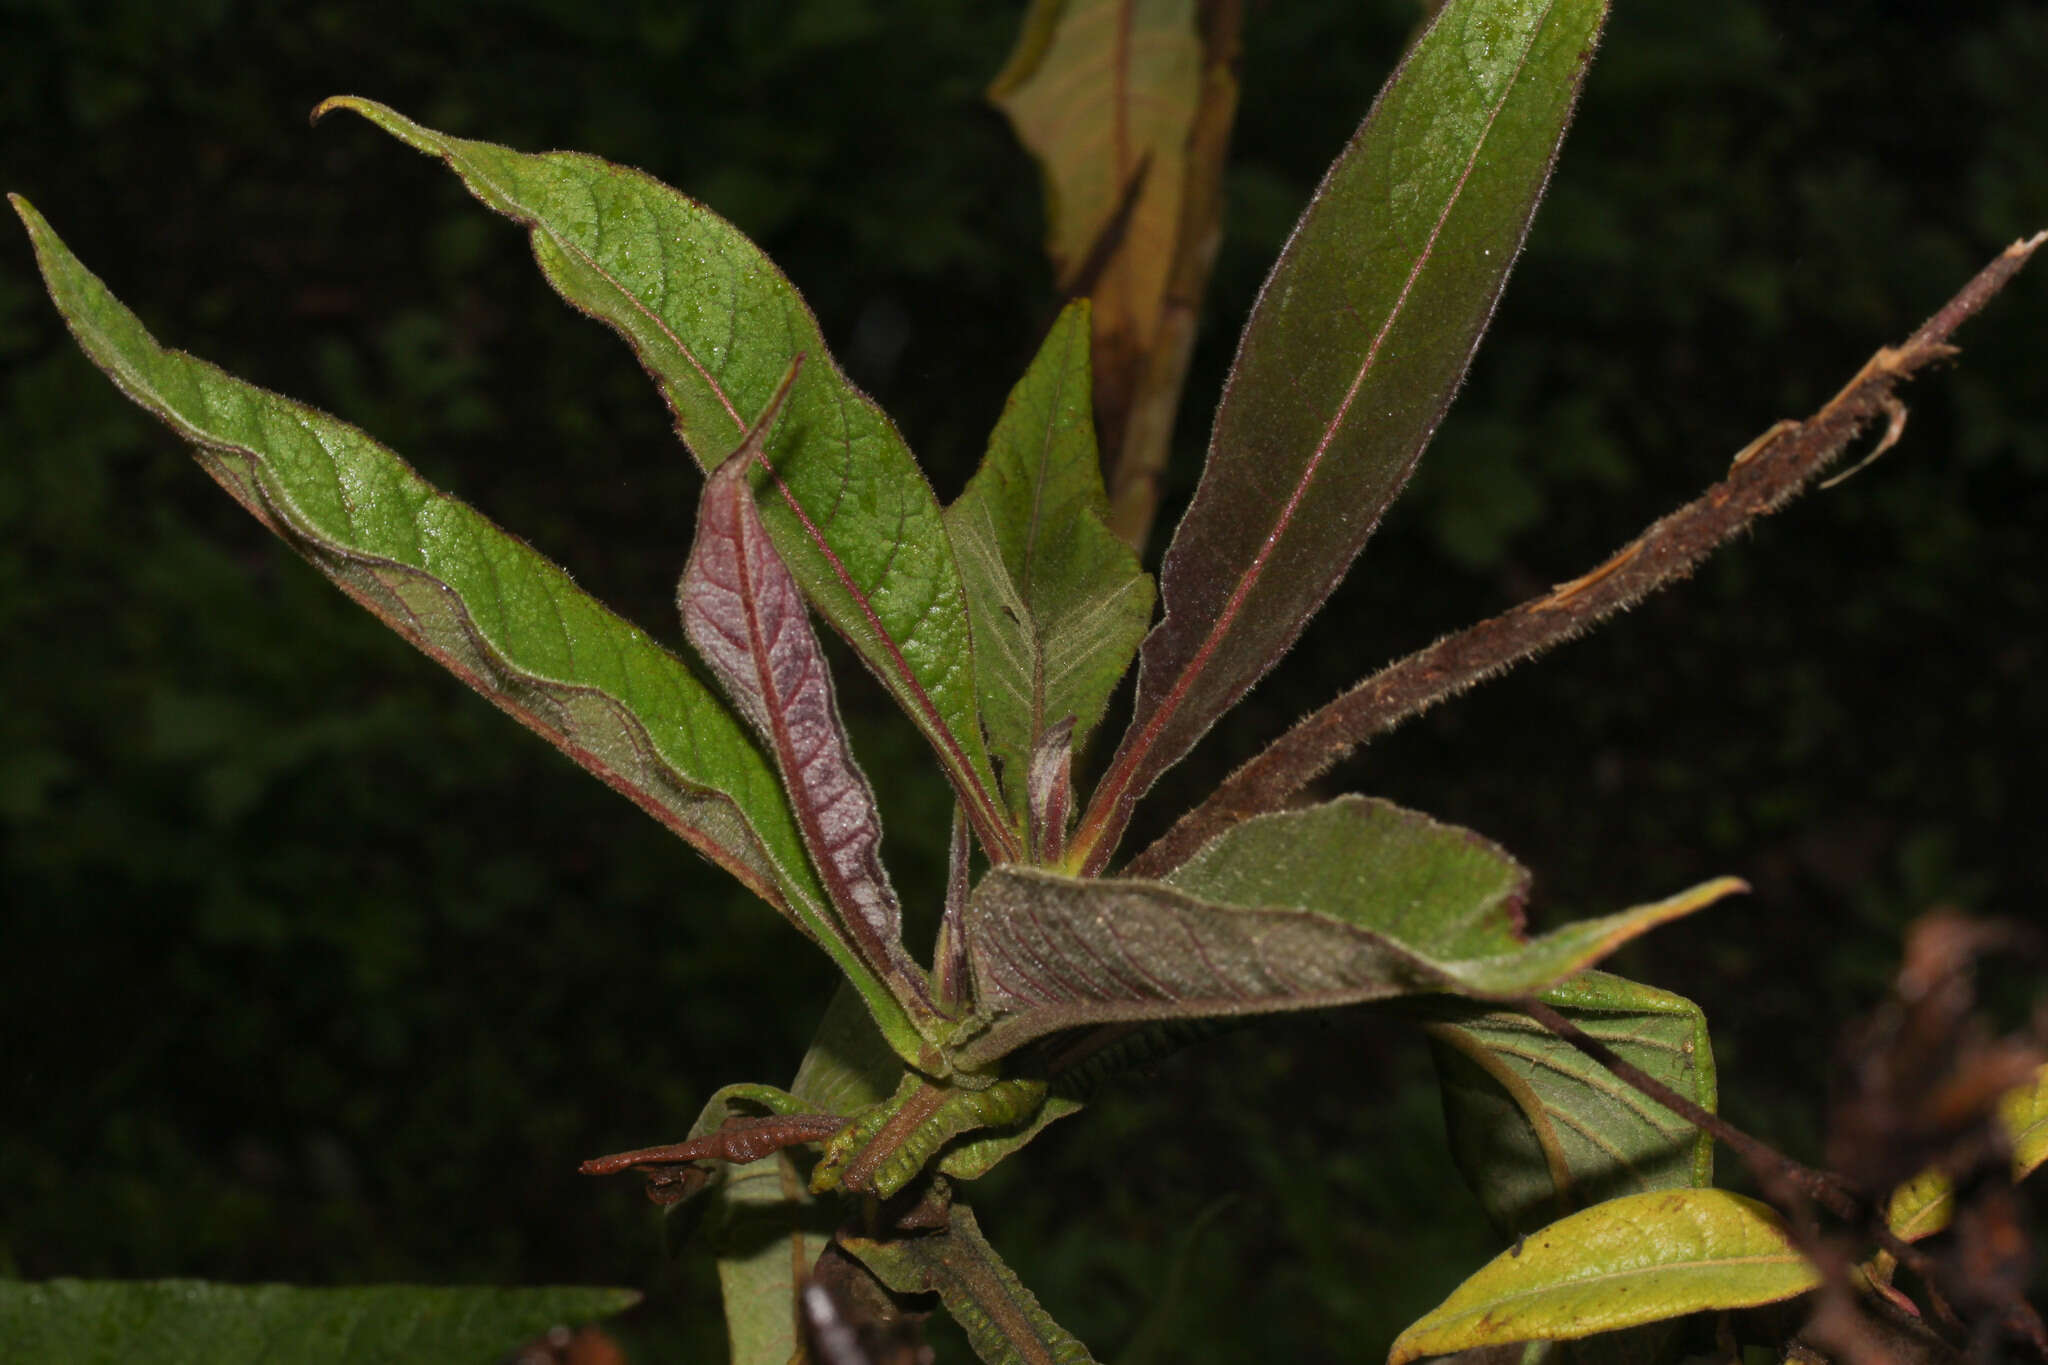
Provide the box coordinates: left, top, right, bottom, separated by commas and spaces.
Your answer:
3, 1, 2042, 1359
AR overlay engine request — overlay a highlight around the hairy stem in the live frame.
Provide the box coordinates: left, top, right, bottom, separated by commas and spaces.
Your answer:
1127, 232, 2045, 879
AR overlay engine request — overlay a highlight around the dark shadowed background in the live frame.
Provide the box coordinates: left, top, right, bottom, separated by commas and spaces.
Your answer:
3, 2, 2044, 1359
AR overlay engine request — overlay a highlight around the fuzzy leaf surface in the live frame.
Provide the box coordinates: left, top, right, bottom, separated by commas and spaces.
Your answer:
683, 416, 927, 1014
316, 97, 1010, 853
0, 1281, 639, 1365
1387, 1191, 1820, 1364
841, 1204, 1099, 1365
945, 301, 1153, 813
1085, 0, 1609, 859
9, 196, 929, 1060
954, 799, 1739, 1066
1415, 971, 1717, 1238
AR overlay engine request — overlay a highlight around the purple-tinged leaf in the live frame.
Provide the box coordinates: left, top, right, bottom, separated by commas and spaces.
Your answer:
952, 797, 1739, 1067
1026, 716, 1077, 866
10, 194, 930, 1067
1075, 0, 1609, 869
935, 808, 973, 1014
315, 97, 1016, 862
682, 369, 932, 1017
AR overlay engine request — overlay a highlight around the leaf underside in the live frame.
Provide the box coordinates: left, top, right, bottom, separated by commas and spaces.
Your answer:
953, 798, 1739, 1067
315, 96, 1011, 853
5, 196, 953, 1054
945, 300, 1153, 819
683, 403, 929, 1014
1085, 0, 1610, 858
1388, 1190, 1820, 1365
1416, 970, 1717, 1238
0, 1281, 639, 1365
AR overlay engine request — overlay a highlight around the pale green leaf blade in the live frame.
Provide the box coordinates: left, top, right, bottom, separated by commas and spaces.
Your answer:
1387, 1191, 1820, 1365
709, 1152, 839, 1365
1083, 0, 1610, 862
314, 95, 1011, 854
10, 193, 925, 1063
952, 799, 1739, 1067
0, 1281, 638, 1365
841, 1204, 1100, 1365
946, 300, 1154, 810
700, 986, 906, 1364
1414, 972, 1717, 1238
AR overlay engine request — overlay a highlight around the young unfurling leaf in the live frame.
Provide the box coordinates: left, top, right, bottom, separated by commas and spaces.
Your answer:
681, 365, 935, 1027
946, 301, 1153, 821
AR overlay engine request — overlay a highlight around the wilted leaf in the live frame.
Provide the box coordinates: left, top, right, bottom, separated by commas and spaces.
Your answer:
9, 195, 926, 1064
945, 301, 1153, 818
952, 799, 1739, 1066
989, 0, 1200, 343
1080, 0, 1610, 864
1415, 972, 1717, 1238
683, 370, 931, 1014
1387, 1191, 1820, 1364
841, 1204, 1099, 1365
315, 97, 1012, 856
0, 1281, 639, 1365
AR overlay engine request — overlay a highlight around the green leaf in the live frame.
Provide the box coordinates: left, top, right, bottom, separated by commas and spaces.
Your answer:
314, 96, 1014, 858
1387, 1190, 1820, 1365
708, 1151, 839, 1365
704, 985, 905, 1364
1885, 1061, 2048, 1244
0, 1281, 639, 1365
1080, 0, 1609, 864
945, 300, 1154, 821
1415, 972, 1717, 1238
9, 194, 927, 1066
841, 1203, 1100, 1365
814, 1073, 1052, 1198
951, 798, 1740, 1067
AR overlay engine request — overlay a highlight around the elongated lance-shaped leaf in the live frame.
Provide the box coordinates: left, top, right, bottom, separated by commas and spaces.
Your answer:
313, 97, 1016, 860
952, 798, 1740, 1067
0, 1281, 641, 1365
841, 1203, 1100, 1365
946, 300, 1153, 824
10, 194, 928, 1066
1075, 0, 1609, 869
1412, 971, 1717, 1239
682, 363, 934, 1022
1388, 1190, 1820, 1364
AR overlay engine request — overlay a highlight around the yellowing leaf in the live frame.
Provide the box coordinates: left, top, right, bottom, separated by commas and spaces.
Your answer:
990, 0, 1202, 351
1389, 1190, 1819, 1365
1885, 1061, 2048, 1244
